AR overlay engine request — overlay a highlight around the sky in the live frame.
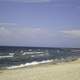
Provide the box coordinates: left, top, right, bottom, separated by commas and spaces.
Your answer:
0, 0, 80, 47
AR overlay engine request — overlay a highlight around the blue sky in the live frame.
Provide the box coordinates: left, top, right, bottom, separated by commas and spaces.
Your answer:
0, 0, 80, 47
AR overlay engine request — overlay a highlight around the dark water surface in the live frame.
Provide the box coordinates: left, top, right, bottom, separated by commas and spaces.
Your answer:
0, 46, 80, 68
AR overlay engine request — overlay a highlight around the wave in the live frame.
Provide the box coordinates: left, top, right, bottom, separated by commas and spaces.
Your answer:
6, 59, 53, 69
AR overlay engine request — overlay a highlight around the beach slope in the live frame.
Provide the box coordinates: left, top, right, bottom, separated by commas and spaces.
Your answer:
0, 60, 80, 80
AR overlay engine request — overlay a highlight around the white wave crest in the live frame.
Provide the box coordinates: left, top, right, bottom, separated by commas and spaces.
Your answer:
6, 60, 53, 69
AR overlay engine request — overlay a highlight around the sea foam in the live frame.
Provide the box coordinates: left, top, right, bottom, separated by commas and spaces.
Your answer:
6, 60, 53, 69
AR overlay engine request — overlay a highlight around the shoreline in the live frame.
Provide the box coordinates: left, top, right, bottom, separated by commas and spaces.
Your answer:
0, 59, 80, 80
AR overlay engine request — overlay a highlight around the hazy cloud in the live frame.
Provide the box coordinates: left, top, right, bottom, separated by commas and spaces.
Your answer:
61, 30, 80, 37
0, 25, 55, 42
0, 23, 64, 46
1, 23, 80, 47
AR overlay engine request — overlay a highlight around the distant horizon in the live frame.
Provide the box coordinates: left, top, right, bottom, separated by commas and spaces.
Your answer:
0, 45, 80, 49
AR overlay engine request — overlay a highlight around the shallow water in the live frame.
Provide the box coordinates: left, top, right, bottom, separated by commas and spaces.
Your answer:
6, 59, 53, 69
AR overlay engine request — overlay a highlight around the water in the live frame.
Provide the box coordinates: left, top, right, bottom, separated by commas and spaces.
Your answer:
0, 46, 80, 69
6, 60, 53, 69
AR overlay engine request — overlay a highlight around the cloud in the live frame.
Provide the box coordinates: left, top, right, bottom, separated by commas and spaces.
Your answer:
0, 23, 64, 46
0, 0, 52, 3
0, 25, 66, 47
1, 23, 80, 47
0, 23, 16, 26
0, 25, 55, 42
61, 30, 80, 37
0, 23, 57, 39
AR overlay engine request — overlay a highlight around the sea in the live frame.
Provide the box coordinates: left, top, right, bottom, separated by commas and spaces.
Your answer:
0, 46, 80, 69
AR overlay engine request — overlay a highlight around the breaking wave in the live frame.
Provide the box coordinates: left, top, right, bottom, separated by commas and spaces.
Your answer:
6, 60, 53, 69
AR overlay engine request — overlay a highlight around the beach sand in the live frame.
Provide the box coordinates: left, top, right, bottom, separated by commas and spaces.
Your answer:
0, 60, 80, 80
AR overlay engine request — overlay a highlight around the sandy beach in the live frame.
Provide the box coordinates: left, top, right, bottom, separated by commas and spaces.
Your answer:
0, 60, 80, 80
